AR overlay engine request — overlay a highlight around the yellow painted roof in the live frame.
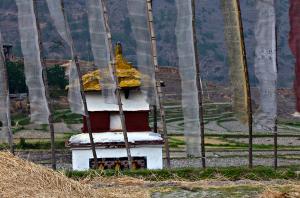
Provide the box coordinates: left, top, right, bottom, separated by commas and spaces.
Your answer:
82, 43, 142, 91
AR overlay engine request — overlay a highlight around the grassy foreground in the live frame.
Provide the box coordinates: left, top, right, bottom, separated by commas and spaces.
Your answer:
65, 166, 300, 181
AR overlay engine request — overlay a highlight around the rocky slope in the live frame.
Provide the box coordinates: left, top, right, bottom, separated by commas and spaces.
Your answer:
0, 0, 294, 87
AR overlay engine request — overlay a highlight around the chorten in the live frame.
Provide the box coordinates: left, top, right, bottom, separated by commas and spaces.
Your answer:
67, 43, 164, 170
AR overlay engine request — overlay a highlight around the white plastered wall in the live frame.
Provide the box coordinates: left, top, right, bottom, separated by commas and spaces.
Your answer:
71, 146, 163, 170
110, 112, 122, 130
86, 91, 149, 112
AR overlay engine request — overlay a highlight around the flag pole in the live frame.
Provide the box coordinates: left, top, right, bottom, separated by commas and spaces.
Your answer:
191, 0, 206, 168
100, 0, 133, 169
59, 0, 99, 169
73, 56, 99, 168
274, 119, 278, 169
146, 0, 171, 168
153, 105, 158, 133
236, 0, 253, 168
274, 16, 279, 170
33, 0, 57, 170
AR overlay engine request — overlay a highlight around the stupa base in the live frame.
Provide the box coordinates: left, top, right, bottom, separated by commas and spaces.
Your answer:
68, 132, 164, 170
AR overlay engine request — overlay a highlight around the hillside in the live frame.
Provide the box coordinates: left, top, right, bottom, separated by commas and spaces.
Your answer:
0, 0, 294, 87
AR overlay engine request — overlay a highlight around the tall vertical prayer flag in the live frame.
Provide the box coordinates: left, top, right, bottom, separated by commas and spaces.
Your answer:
16, 0, 50, 124
127, 0, 157, 105
0, 32, 12, 143
289, 0, 300, 114
46, 0, 84, 115
221, 0, 249, 123
175, 0, 202, 157
86, 0, 116, 103
253, 0, 277, 131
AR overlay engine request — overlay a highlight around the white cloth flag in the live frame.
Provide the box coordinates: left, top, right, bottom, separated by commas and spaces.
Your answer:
46, 0, 84, 115
86, 0, 116, 103
175, 0, 202, 157
0, 32, 12, 143
16, 0, 50, 124
253, 0, 277, 131
127, 0, 157, 105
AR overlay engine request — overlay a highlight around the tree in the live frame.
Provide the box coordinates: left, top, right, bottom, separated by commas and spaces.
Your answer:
46, 65, 68, 90
6, 62, 67, 93
7, 61, 27, 94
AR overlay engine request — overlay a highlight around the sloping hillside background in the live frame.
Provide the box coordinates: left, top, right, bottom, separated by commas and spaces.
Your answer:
0, 0, 294, 87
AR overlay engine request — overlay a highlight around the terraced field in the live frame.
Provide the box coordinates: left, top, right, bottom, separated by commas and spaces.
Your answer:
1, 100, 299, 169
150, 102, 300, 135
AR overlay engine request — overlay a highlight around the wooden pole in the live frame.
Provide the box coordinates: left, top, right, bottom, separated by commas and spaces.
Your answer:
33, 0, 56, 170
59, 0, 99, 169
146, 0, 171, 168
74, 56, 98, 168
191, 0, 206, 168
153, 105, 158, 133
274, 119, 278, 169
1, 45, 14, 154
274, 18, 279, 170
100, 0, 132, 169
236, 0, 253, 168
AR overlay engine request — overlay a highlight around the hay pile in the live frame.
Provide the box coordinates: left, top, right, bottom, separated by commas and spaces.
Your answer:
0, 152, 148, 198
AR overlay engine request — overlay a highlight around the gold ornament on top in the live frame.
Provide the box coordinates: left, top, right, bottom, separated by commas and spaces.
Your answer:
82, 43, 141, 91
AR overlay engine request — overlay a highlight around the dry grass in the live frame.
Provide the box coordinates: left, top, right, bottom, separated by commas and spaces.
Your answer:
0, 152, 149, 198
82, 176, 149, 198
260, 189, 287, 198
79, 173, 300, 197
13, 131, 65, 140
260, 184, 300, 198
1, 151, 299, 198
205, 137, 230, 145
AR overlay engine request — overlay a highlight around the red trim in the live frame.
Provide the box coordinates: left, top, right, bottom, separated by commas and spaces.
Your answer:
125, 111, 151, 132
82, 112, 110, 132
82, 111, 151, 133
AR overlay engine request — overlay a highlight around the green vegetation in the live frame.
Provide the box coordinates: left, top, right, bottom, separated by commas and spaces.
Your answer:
281, 120, 300, 128
47, 65, 68, 90
11, 113, 30, 127
169, 137, 185, 148
7, 62, 67, 94
53, 109, 82, 124
0, 138, 66, 150
64, 166, 300, 181
168, 135, 300, 150
10, 109, 82, 127
7, 61, 27, 93
16, 138, 65, 150
154, 186, 263, 198
18, 118, 30, 126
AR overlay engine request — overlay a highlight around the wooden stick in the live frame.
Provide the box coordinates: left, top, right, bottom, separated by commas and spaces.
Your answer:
73, 56, 98, 168
146, 0, 171, 168
274, 119, 278, 169
236, 0, 253, 169
153, 105, 157, 133
191, 0, 206, 168
274, 17, 279, 170
100, 0, 132, 169
33, 0, 56, 170
59, 0, 99, 169
1, 44, 14, 154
